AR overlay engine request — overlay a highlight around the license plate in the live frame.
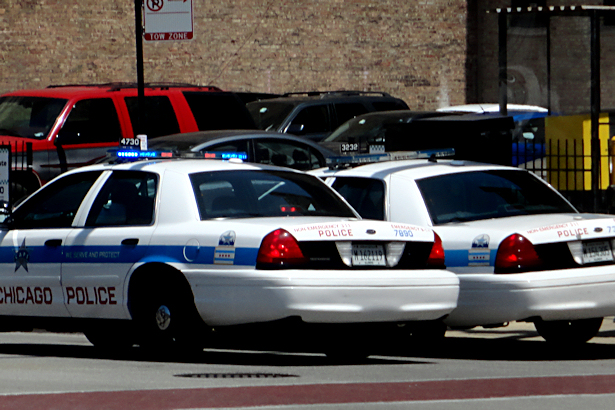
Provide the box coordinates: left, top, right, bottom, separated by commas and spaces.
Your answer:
352, 244, 386, 266
582, 240, 613, 264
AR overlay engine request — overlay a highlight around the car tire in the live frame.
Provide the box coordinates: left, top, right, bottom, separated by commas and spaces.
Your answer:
534, 317, 603, 344
130, 274, 206, 354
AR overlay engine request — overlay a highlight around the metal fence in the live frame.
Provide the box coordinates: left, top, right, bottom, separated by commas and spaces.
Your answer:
514, 139, 615, 214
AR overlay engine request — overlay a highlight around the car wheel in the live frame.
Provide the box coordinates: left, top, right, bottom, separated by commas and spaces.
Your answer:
534, 317, 603, 344
131, 276, 205, 354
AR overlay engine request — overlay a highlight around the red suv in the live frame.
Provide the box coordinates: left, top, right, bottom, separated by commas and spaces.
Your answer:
0, 82, 256, 197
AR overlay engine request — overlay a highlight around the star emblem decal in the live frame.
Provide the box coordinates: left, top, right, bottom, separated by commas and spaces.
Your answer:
14, 238, 30, 273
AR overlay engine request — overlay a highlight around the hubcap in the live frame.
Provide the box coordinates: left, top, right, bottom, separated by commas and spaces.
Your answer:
155, 305, 171, 330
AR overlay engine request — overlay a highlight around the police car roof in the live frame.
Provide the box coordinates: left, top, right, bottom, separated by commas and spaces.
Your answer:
316, 158, 519, 181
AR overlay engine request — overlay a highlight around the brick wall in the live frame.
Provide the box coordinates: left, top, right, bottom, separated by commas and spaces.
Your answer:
475, 0, 615, 114
0, 0, 469, 110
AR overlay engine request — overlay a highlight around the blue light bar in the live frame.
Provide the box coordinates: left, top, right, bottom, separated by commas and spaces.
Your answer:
110, 149, 248, 162
326, 148, 456, 169
116, 150, 174, 159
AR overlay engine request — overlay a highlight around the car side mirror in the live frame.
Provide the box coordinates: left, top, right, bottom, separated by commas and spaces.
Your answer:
0, 201, 12, 226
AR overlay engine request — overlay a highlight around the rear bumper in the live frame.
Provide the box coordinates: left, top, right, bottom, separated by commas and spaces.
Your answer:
444, 265, 615, 327
183, 268, 460, 326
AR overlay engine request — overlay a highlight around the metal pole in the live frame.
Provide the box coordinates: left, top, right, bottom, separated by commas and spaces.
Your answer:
590, 10, 601, 212
498, 11, 508, 117
546, 14, 552, 115
135, 0, 145, 136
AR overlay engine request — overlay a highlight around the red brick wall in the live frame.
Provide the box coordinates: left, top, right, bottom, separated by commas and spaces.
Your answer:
0, 0, 469, 110
474, 0, 615, 114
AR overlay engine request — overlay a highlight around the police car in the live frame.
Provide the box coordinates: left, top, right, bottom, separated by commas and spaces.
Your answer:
0, 151, 459, 356
313, 153, 615, 344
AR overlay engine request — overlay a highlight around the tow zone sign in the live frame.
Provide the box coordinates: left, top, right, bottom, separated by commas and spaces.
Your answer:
144, 0, 193, 41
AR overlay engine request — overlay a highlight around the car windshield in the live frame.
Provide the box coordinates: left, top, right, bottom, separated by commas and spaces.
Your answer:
246, 101, 295, 131
190, 170, 356, 219
416, 170, 576, 225
0, 96, 67, 139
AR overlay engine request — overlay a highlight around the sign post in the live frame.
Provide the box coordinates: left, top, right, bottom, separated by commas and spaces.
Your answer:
144, 0, 194, 41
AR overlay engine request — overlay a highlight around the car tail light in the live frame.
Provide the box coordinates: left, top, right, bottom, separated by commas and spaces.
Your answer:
495, 234, 542, 273
427, 232, 445, 268
257, 229, 308, 267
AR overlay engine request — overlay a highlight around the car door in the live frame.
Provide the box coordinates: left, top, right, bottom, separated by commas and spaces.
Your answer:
0, 170, 103, 317
62, 170, 158, 319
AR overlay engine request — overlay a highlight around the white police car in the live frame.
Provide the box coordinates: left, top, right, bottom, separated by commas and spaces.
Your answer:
313, 154, 615, 344
0, 152, 459, 356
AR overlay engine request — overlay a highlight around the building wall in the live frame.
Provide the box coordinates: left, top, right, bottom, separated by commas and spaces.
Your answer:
474, 0, 615, 114
0, 0, 470, 110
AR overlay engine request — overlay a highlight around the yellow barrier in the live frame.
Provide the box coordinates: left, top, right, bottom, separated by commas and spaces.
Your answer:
545, 113, 611, 191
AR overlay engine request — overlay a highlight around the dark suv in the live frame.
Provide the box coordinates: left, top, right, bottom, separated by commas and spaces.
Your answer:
0, 82, 256, 197
246, 91, 409, 142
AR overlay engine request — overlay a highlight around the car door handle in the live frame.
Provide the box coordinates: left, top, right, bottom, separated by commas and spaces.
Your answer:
121, 238, 139, 246
45, 239, 62, 247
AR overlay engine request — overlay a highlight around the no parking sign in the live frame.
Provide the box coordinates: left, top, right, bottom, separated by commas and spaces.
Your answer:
143, 0, 194, 41
0, 146, 9, 204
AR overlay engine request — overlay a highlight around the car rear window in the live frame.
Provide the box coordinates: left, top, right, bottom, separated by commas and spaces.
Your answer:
331, 177, 385, 220
125, 96, 180, 138
416, 170, 576, 225
190, 170, 356, 220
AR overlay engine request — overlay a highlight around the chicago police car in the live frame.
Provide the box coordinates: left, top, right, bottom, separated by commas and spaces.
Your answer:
313, 153, 615, 344
0, 151, 459, 356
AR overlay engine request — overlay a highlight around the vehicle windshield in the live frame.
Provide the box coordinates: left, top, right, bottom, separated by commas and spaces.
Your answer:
416, 170, 576, 225
324, 113, 393, 143
0, 96, 67, 139
190, 170, 356, 219
246, 101, 295, 131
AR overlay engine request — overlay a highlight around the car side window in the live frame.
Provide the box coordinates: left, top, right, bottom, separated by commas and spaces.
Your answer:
57, 99, 121, 144
86, 171, 157, 226
10, 171, 103, 229
288, 105, 331, 135
254, 139, 324, 170
183, 92, 256, 130
334, 103, 369, 128
125, 96, 180, 138
371, 101, 408, 111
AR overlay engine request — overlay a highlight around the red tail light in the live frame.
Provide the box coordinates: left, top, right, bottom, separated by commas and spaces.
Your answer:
257, 229, 308, 267
427, 232, 446, 268
495, 234, 542, 273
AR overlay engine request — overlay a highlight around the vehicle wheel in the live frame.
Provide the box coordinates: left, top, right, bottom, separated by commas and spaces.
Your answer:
534, 317, 603, 344
131, 277, 206, 354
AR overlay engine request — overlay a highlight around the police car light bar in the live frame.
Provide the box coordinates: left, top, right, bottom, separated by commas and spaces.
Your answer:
326, 148, 455, 169
111, 150, 248, 162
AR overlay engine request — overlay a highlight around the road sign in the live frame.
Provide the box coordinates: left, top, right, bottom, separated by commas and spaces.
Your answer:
143, 0, 193, 41
0, 146, 9, 204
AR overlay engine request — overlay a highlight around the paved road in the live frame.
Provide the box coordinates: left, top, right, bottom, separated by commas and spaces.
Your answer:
1, 319, 615, 409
